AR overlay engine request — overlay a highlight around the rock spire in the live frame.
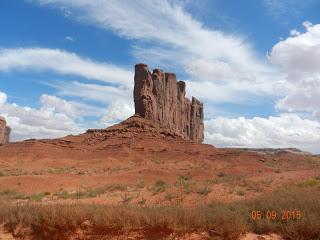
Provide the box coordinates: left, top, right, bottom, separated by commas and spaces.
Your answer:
133, 63, 204, 142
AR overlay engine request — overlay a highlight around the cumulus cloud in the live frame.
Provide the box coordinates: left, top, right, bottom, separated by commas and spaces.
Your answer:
205, 114, 320, 153
204, 21, 320, 153
40, 94, 78, 118
302, 20, 313, 29
0, 47, 133, 85
270, 22, 319, 74
51, 81, 135, 126
0, 92, 7, 105
270, 22, 320, 119
40, 94, 105, 118
100, 100, 134, 127
0, 91, 84, 140
0, 89, 135, 140
290, 29, 300, 37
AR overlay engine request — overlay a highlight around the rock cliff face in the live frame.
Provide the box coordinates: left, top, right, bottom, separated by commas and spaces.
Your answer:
0, 117, 10, 145
134, 63, 204, 142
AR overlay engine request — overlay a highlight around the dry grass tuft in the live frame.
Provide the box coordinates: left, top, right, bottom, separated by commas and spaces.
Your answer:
0, 180, 319, 239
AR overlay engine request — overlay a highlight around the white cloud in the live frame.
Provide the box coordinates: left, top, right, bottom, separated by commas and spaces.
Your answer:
262, 0, 293, 21
32, 0, 282, 104
270, 22, 320, 74
302, 20, 313, 29
0, 47, 136, 129
0, 91, 83, 141
0, 92, 7, 105
205, 114, 320, 153
50, 80, 135, 126
0, 89, 134, 140
270, 22, 320, 119
64, 36, 74, 42
52, 81, 133, 104
290, 29, 300, 37
261, 0, 315, 23
60, 6, 72, 17
40, 94, 105, 118
100, 100, 134, 127
0, 46, 137, 140
40, 94, 78, 118
0, 47, 133, 85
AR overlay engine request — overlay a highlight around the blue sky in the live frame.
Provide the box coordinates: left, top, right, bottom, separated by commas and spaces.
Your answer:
0, 0, 320, 152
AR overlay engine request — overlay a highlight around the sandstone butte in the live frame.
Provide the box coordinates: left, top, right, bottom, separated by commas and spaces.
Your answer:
0, 63, 209, 163
134, 63, 204, 143
0, 116, 10, 145
0, 63, 204, 146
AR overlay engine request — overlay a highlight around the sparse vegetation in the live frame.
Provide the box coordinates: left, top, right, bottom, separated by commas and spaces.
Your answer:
164, 192, 176, 202
53, 184, 128, 200
195, 185, 211, 196
28, 192, 50, 201
135, 179, 145, 189
31, 170, 45, 175
0, 189, 25, 199
298, 177, 319, 187
47, 166, 83, 175
236, 189, 245, 196
260, 177, 273, 186
0, 184, 130, 202
176, 175, 194, 194
137, 197, 146, 207
54, 190, 70, 199
102, 183, 128, 192
150, 158, 164, 165
306, 156, 320, 167
151, 180, 167, 195
120, 191, 133, 205
0, 168, 28, 176
0, 180, 319, 239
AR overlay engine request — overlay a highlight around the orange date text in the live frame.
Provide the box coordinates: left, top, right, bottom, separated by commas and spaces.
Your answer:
251, 210, 301, 220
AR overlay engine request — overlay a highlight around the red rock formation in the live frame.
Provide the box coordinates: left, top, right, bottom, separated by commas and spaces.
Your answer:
0, 117, 10, 145
134, 63, 204, 142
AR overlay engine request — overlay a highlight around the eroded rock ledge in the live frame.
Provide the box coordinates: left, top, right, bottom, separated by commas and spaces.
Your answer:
133, 63, 204, 142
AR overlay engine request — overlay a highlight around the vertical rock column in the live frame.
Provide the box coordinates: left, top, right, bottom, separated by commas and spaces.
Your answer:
0, 117, 10, 145
133, 63, 204, 143
190, 97, 204, 142
134, 63, 157, 120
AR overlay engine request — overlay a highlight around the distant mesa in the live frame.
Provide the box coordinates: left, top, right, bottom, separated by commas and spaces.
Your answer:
0, 116, 10, 145
134, 63, 204, 143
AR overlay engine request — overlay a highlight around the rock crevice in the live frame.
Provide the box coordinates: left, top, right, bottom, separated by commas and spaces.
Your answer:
134, 63, 204, 142
0, 117, 10, 145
